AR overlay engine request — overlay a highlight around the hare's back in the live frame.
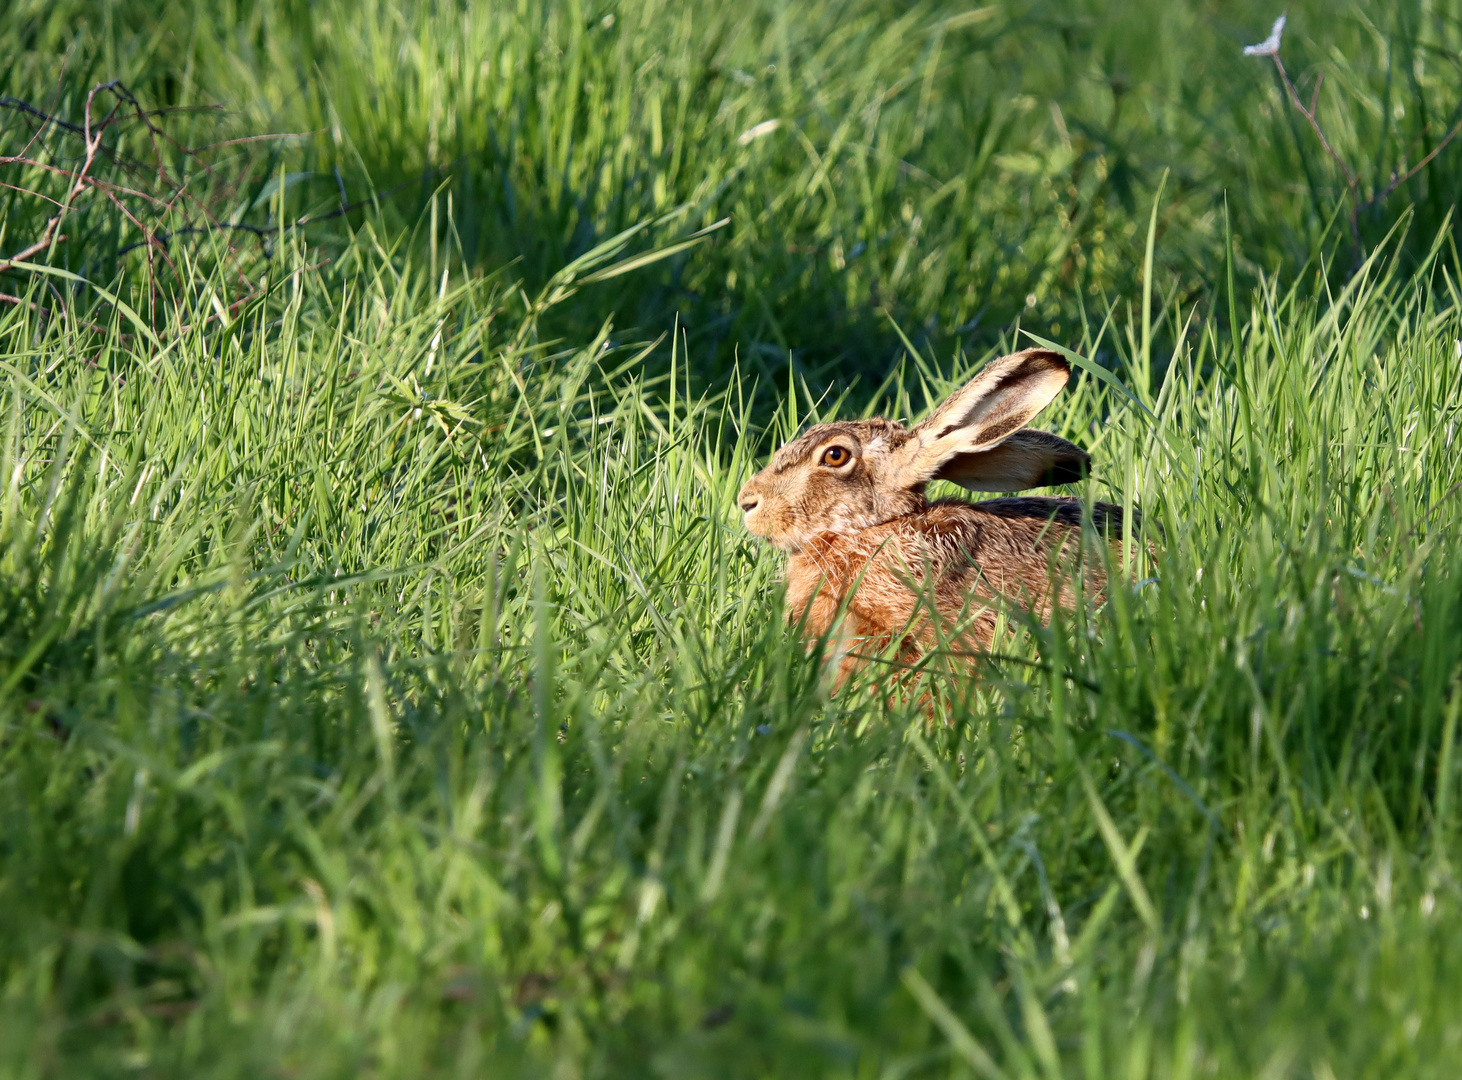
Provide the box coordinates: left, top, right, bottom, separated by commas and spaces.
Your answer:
967, 496, 1130, 535
915, 496, 1127, 592
853, 497, 1120, 641
782, 497, 1123, 652
815, 497, 1126, 577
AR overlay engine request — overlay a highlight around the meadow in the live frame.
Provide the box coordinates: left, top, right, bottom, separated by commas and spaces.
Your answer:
2, 0, 1462, 1076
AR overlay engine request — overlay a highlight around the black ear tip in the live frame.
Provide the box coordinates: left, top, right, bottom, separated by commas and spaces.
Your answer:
1044, 454, 1090, 485
1023, 347, 1070, 371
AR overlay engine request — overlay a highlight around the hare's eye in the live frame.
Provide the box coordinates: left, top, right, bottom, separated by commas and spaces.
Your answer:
820, 446, 851, 467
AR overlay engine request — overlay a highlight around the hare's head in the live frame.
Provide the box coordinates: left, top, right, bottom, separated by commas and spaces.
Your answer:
738, 348, 1089, 551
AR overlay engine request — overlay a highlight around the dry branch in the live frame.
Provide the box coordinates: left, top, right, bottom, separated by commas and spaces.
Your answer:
1246, 16, 1462, 269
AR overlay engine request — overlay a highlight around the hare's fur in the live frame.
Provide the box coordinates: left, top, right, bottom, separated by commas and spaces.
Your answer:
737, 348, 1128, 678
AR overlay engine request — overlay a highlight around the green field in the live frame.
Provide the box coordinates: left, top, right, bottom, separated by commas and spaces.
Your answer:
3, 1, 1462, 1076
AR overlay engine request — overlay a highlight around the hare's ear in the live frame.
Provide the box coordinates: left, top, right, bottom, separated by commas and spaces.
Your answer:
890, 349, 1071, 487
935, 429, 1090, 492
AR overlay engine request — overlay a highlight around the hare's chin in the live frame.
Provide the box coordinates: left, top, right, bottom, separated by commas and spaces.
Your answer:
743, 514, 802, 551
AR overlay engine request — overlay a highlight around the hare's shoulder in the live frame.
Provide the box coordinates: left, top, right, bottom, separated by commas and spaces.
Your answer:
904, 498, 1130, 566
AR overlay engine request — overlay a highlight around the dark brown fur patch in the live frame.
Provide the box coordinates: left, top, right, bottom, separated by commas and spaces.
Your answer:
963, 496, 1133, 534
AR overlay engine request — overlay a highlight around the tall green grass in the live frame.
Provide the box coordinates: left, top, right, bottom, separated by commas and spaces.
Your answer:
4, 0, 1462, 1076
5, 0, 1461, 376
3, 213, 1462, 1075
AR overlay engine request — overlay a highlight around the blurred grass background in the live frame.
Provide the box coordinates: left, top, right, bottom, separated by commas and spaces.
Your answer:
6, 0, 1461, 379
3, 1, 1462, 1077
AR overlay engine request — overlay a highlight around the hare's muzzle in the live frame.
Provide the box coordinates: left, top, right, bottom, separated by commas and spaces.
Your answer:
737, 478, 768, 535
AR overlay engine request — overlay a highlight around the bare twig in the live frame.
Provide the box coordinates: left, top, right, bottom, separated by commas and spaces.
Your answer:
0, 82, 113, 272
112, 171, 445, 257
3, 83, 300, 269
1269, 54, 1362, 250
1245, 15, 1462, 270
1270, 57, 1351, 186
1373, 118, 1462, 205
0, 180, 65, 208
197, 130, 325, 151
114, 221, 273, 258
0, 96, 89, 136
1, 80, 456, 345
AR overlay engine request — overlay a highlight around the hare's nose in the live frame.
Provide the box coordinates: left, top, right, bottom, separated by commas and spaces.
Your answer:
739, 494, 760, 513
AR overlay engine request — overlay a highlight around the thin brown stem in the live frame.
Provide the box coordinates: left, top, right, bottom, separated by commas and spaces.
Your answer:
1271, 55, 1363, 255
1272, 56, 1357, 189
1373, 118, 1462, 206
0, 82, 110, 273
0, 181, 66, 208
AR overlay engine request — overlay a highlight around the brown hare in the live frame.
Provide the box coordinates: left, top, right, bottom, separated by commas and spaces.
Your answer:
737, 348, 1128, 682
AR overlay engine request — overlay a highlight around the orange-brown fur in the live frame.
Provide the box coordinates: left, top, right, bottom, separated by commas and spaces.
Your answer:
737, 349, 1128, 683
785, 497, 1123, 681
